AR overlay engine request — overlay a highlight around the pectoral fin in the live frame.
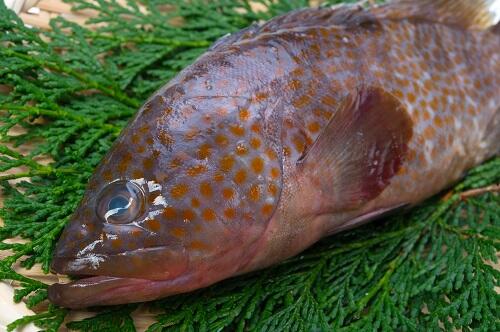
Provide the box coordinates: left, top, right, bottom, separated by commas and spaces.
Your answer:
299, 86, 413, 210
328, 203, 409, 235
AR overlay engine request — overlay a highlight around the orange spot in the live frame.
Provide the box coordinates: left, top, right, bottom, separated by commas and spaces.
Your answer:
215, 134, 229, 147
321, 95, 337, 107
406, 92, 416, 103
191, 197, 200, 208
145, 219, 161, 232
251, 157, 265, 173
202, 208, 216, 222
393, 90, 404, 99
424, 80, 433, 91
288, 79, 301, 90
255, 92, 268, 102
434, 116, 444, 128
229, 124, 245, 136
169, 158, 182, 169
399, 79, 410, 87
214, 172, 224, 182
103, 170, 113, 181
189, 240, 210, 251
224, 208, 236, 219
307, 122, 321, 133
200, 181, 213, 197
183, 209, 196, 222
423, 126, 436, 139
143, 158, 154, 170
222, 187, 235, 200
310, 43, 321, 56
265, 148, 277, 160
261, 204, 274, 216
251, 123, 261, 133
171, 227, 187, 238
198, 143, 212, 159
131, 134, 140, 144
239, 108, 250, 121
184, 128, 199, 141
220, 155, 235, 172
130, 228, 142, 237
139, 125, 149, 135
234, 169, 247, 184
422, 110, 431, 121
270, 167, 280, 179
216, 107, 228, 116
291, 67, 304, 76
292, 95, 311, 108
171, 183, 189, 199
418, 153, 427, 167
186, 164, 207, 177
235, 143, 248, 155
429, 98, 439, 110
268, 182, 278, 196
319, 27, 329, 38
283, 146, 291, 157
159, 131, 174, 146
111, 238, 123, 249
250, 137, 261, 149
293, 136, 305, 153
407, 149, 416, 161
164, 107, 173, 115
473, 79, 482, 89
249, 184, 260, 201
163, 207, 177, 219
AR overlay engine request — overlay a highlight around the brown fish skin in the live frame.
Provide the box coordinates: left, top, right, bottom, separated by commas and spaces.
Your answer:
48, 0, 499, 308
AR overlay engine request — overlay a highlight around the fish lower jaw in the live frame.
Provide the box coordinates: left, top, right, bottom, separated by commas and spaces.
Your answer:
48, 273, 198, 309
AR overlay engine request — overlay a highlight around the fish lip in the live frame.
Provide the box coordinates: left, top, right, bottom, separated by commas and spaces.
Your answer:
50, 245, 188, 279
48, 273, 194, 308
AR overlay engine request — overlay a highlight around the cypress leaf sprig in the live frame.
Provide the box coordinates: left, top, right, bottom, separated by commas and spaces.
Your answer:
0, 1, 498, 331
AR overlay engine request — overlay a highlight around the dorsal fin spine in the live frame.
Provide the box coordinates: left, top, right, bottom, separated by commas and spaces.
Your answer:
374, 0, 500, 30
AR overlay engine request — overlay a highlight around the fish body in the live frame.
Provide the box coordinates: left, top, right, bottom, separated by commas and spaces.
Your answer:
49, 0, 499, 308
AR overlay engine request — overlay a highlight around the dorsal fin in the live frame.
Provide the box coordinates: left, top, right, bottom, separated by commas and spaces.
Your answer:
373, 0, 500, 30
208, 6, 372, 51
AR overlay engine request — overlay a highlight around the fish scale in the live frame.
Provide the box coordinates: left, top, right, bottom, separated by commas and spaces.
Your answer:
48, 0, 499, 308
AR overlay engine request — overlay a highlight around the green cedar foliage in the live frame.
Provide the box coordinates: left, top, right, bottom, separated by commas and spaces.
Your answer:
0, 0, 498, 331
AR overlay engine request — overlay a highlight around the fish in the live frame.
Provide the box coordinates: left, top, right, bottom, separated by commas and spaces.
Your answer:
48, 0, 499, 308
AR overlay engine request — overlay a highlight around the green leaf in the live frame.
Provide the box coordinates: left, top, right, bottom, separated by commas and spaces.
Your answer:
1, 1, 498, 331
66, 305, 138, 332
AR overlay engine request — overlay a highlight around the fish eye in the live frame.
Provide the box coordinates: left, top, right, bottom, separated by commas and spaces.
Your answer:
96, 180, 145, 224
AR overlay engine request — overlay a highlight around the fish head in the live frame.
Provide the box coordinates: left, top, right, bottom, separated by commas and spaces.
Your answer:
49, 49, 285, 307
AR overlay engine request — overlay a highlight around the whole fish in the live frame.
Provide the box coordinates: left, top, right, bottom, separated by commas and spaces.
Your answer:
48, 0, 499, 308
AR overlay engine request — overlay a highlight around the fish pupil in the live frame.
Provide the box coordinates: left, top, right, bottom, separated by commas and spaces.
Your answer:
108, 196, 130, 215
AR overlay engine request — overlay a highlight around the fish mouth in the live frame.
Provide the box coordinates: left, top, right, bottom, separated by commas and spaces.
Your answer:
48, 273, 196, 308
48, 247, 192, 308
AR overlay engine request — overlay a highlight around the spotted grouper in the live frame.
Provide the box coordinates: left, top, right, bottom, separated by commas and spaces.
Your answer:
48, 0, 500, 308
